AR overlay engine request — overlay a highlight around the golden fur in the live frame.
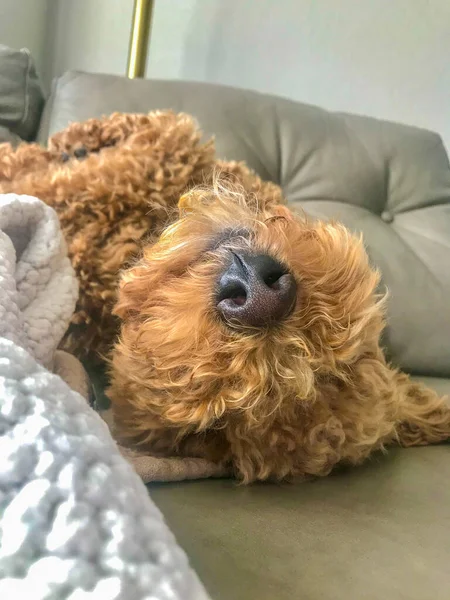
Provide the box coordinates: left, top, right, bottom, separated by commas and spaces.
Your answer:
108, 183, 450, 483
0, 111, 448, 483
0, 111, 281, 358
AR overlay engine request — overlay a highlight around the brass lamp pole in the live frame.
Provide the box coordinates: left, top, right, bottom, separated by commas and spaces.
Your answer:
127, 0, 154, 78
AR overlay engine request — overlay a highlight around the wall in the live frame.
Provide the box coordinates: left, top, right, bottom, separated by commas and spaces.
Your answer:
148, 0, 450, 148
47, 0, 133, 85
0, 0, 52, 89
6, 0, 450, 148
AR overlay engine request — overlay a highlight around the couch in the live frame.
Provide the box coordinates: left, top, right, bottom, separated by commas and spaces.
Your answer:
2, 47, 449, 600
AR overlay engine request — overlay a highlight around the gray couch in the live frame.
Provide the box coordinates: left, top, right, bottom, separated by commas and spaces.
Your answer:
2, 48, 449, 600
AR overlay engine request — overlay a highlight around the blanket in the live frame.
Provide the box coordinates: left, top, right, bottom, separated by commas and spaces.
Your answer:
0, 193, 78, 369
0, 193, 210, 599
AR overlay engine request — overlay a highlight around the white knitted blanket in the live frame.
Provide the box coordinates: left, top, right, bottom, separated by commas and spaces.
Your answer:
0, 194, 210, 600
0, 193, 78, 368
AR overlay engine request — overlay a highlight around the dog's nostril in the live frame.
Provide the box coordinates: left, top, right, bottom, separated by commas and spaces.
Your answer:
263, 270, 284, 289
231, 294, 246, 306
218, 281, 247, 305
228, 286, 247, 306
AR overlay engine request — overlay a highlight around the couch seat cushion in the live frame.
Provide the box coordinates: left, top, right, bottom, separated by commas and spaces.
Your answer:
151, 442, 450, 600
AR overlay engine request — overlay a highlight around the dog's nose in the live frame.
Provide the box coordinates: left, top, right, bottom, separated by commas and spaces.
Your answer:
216, 252, 297, 327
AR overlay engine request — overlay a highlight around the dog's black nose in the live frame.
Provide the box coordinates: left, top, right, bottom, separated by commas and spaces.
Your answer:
216, 252, 297, 327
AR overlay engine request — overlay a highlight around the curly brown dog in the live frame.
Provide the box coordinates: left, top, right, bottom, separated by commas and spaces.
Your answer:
0, 111, 281, 358
108, 182, 450, 483
0, 111, 448, 483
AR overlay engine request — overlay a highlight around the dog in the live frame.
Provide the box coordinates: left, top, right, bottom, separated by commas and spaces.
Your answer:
0, 111, 282, 359
107, 181, 450, 483
1, 111, 448, 483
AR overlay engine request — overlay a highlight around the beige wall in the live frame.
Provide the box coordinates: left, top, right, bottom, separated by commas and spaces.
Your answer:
45, 0, 195, 82
0, 0, 52, 88
2, 0, 449, 148
148, 0, 449, 149
47, 0, 133, 84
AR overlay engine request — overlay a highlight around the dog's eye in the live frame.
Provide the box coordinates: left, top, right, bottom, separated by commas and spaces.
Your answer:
74, 147, 88, 159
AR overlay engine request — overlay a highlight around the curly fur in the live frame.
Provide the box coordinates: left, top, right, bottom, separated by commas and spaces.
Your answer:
0, 111, 448, 484
0, 111, 281, 358
108, 184, 450, 483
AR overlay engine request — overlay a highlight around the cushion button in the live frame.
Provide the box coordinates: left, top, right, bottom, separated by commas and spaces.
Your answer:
381, 210, 394, 223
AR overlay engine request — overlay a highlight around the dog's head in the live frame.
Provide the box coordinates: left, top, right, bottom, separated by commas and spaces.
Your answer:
112, 182, 384, 435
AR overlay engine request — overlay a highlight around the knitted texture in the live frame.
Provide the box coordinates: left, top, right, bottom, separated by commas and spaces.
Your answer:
0, 194, 209, 598
0, 193, 78, 367
0, 338, 209, 600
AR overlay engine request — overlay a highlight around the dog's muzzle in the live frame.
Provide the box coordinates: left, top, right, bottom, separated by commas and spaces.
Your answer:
216, 252, 297, 327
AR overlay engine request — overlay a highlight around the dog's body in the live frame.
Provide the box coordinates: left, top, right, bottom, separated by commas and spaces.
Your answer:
1, 112, 449, 483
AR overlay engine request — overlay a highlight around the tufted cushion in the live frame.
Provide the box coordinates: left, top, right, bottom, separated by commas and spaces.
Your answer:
0, 45, 45, 141
40, 72, 450, 377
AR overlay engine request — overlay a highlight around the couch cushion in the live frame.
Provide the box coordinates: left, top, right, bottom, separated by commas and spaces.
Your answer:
40, 72, 450, 377
0, 45, 45, 141
151, 442, 450, 600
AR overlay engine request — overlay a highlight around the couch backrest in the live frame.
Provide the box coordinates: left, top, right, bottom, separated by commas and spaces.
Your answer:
39, 72, 450, 377
0, 45, 44, 143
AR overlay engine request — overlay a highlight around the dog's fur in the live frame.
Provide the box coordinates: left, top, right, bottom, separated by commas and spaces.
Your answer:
0, 111, 281, 358
1, 111, 449, 483
108, 183, 450, 483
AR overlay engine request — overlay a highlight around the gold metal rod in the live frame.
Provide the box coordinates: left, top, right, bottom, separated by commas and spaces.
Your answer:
127, 0, 154, 78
